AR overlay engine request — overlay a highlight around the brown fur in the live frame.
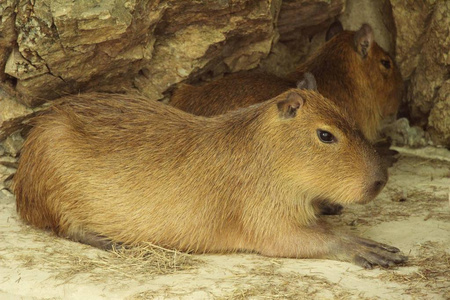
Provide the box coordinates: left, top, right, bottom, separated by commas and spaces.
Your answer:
170, 23, 404, 142
13, 91, 406, 268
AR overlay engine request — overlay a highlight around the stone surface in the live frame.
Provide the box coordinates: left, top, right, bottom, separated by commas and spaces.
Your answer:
277, 0, 345, 43
390, 0, 436, 79
0, 84, 35, 141
0, 0, 18, 81
6, 0, 163, 106
0, 0, 350, 104
259, 0, 345, 77
2, 131, 24, 157
382, 118, 431, 148
428, 80, 450, 147
135, 0, 282, 100
339, 0, 395, 54
258, 41, 301, 77
2, 0, 287, 105
391, 0, 450, 147
0, 152, 17, 191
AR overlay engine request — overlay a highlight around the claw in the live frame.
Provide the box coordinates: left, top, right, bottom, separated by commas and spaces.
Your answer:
356, 250, 407, 269
364, 251, 392, 267
381, 245, 400, 253
337, 235, 407, 269
356, 237, 400, 253
394, 254, 408, 263
386, 261, 396, 268
354, 256, 373, 269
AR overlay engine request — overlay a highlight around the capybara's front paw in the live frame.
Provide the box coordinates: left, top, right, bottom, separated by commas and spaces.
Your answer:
339, 236, 408, 269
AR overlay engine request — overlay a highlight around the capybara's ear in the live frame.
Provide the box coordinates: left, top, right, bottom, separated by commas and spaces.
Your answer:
277, 92, 304, 119
354, 24, 374, 58
326, 20, 344, 41
296, 72, 317, 91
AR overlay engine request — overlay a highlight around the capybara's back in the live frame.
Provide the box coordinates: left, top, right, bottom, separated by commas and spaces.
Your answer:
14, 91, 406, 268
170, 22, 403, 142
171, 72, 295, 117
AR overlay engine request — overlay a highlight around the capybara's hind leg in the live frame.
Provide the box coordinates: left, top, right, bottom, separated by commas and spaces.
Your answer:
70, 230, 120, 250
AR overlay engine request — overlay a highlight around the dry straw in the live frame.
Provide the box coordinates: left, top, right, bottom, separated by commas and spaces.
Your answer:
15, 227, 200, 282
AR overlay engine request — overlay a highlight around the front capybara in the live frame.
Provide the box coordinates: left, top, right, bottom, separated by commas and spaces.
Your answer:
13, 90, 406, 269
170, 22, 404, 142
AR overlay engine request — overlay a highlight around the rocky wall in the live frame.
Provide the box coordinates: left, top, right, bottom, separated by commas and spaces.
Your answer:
391, 0, 450, 147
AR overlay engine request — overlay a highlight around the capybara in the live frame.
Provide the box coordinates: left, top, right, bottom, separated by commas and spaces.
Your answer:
170, 22, 404, 143
13, 89, 407, 269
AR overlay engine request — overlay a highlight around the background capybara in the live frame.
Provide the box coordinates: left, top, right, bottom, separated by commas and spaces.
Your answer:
13, 90, 406, 269
170, 22, 404, 143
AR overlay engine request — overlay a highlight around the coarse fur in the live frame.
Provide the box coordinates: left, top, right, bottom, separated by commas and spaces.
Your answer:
170, 23, 404, 142
14, 91, 407, 268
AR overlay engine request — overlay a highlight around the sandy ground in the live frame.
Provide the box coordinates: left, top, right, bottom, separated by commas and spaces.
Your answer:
0, 147, 449, 300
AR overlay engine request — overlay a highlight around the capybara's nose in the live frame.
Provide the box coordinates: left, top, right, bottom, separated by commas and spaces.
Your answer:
372, 180, 386, 195
369, 165, 388, 197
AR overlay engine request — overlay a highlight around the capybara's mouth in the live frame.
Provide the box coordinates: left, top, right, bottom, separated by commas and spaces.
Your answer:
356, 196, 376, 205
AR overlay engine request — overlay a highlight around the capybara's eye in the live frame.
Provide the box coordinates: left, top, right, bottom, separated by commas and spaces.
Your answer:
317, 130, 336, 143
381, 59, 391, 69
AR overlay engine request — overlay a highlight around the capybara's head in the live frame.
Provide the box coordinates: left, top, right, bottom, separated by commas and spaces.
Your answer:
263, 87, 387, 205
304, 22, 404, 131
351, 23, 403, 119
